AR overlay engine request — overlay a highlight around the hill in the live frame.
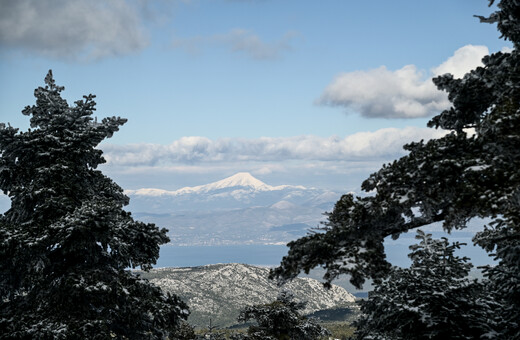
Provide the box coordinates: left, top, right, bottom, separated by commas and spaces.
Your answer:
138, 263, 357, 328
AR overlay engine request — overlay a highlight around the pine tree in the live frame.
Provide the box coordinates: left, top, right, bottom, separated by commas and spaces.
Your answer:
354, 230, 499, 339
0, 71, 189, 339
271, 1, 519, 337
236, 290, 329, 340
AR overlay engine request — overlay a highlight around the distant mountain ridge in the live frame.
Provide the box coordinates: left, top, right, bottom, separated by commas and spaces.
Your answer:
125, 173, 342, 245
125, 172, 340, 213
139, 263, 357, 327
125, 172, 306, 197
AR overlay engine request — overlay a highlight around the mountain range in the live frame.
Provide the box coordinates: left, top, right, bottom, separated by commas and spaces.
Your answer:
126, 172, 305, 197
126, 172, 340, 212
138, 263, 357, 328
126, 172, 343, 245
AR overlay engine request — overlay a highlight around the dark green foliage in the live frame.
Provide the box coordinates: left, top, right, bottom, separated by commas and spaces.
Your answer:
171, 321, 197, 340
354, 231, 499, 339
474, 217, 520, 338
271, 1, 519, 338
319, 322, 355, 340
236, 290, 329, 340
306, 307, 355, 322
0, 71, 188, 339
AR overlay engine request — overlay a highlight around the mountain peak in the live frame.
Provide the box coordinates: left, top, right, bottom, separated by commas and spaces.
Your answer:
212, 172, 268, 190
165, 172, 272, 195
125, 172, 307, 197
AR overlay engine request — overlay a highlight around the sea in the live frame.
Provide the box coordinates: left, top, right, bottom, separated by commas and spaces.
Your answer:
155, 244, 290, 268
155, 234, 495, 269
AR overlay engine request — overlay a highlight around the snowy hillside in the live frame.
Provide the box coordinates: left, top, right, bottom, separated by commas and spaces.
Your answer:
139, 263, 356, 327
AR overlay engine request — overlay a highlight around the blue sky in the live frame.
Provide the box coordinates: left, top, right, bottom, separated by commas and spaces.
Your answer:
0, 0, 511, 191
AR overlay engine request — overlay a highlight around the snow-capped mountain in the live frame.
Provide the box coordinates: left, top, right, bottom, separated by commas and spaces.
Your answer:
126, 173, 342, 245
125, 172, 340, 213
126, 172, 305, 197
139, 263, 357, 327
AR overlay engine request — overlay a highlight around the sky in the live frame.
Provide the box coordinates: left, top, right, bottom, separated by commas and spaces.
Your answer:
0, 0, 512, 192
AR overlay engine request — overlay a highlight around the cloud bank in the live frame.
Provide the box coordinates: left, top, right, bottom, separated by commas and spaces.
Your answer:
318, 45, 489, 119
102, 127, 446, 166
0, 0, 149, 60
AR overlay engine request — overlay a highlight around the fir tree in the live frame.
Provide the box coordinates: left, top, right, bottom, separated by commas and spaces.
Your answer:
0, 71, 189, 339
354, 230, 499, 339
236, 290, 329, 340
271, 1, 519, 337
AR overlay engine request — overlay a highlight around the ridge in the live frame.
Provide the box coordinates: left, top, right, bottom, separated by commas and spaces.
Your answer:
125, 172, 306, 196
140, 263, 357, 327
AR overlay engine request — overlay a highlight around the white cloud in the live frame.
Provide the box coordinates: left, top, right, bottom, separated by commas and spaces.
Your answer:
100, 159, 384, 192
318, 45, 489, 119
319, 65, 448, 119
432, 45, 489, 78
101, 127, 447, 166
172, 29, 298, 60
100, 127, 447, 191
0, 0, 149, 60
